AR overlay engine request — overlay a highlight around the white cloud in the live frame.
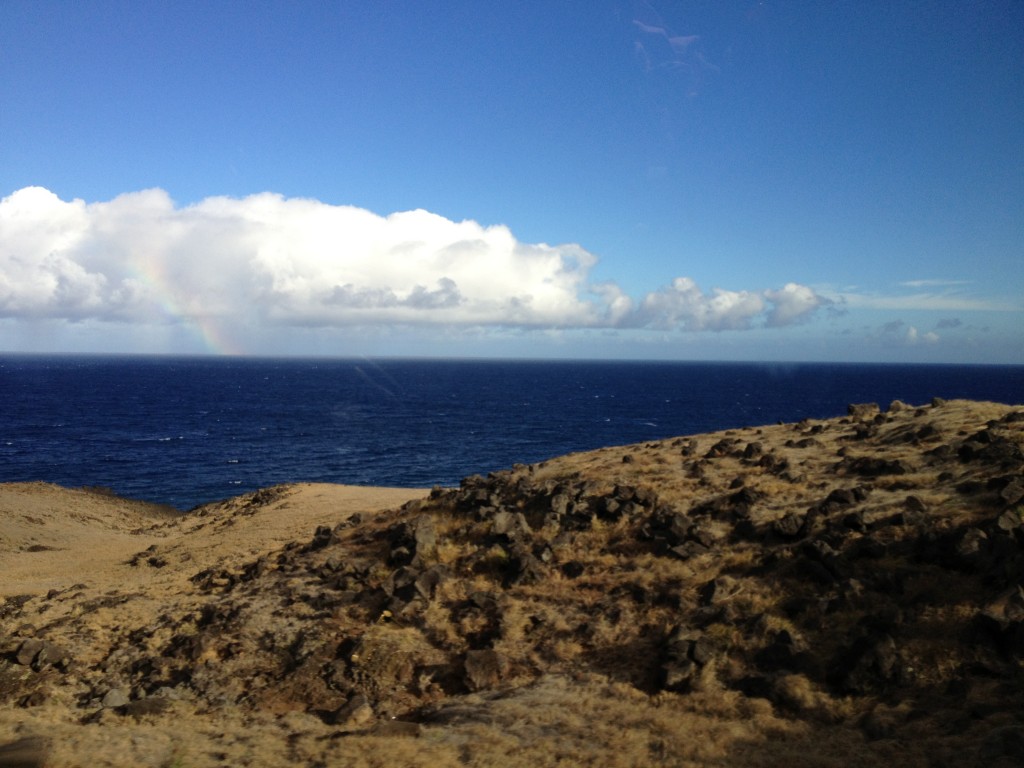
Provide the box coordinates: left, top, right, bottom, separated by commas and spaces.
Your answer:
0, 186, 600, 328
0, 187, 827, 345
631, 277, 765, 331
905, 326, 940, 345
899, 279, 972, 288
828, 288, 1016, 312
628, 278, 828, 332
764, 282, 827, 327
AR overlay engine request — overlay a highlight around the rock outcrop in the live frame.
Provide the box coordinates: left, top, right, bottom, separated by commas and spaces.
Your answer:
1, 399, 1022, 767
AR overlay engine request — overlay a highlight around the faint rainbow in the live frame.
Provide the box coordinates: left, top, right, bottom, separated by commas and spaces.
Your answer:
127, 257, 246, 356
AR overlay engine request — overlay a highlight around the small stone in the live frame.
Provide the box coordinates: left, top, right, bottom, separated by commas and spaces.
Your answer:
996, 509, 1023, 532
122, 697, 172, 718
32, 641, 70, 670
101, 688, 130, 708
464, 649, 506, 691
15, 639, 43, 666
847, 403, 881, 420
307, 525, 334, 551
1000, 479, 1024, 507
19, 691, 47, 708
492, 510, 530, 537
773, 513, 806, 539
904, 496, 927, 513
331, 694, 374, 728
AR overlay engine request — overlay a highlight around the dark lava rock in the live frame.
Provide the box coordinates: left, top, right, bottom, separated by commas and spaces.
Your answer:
847, 403, 881, 421
772, 513, 808, 540
799, 540, 851, 583
491, 510, 531, 538
959, 434, 1024, 466
464, 649, 506, 692
387, 515, 438, 566
561, 561, 585, 579
995, 509, 1024, 533
786, 438, 822, 449
743, 442, 763, 460
698, 576, 742, 607
122, 697, 172, 718
835, 456, 910, 477
507, 544, 546, 586
972, 613, 1024, 659
904, 495, 927, 513
329, 694, 374, 728
15, 639, 70, 672
661, 627, 714, 692
1000, 479, 1024, 507
19, 691, 47, 708
821, 486, 869, 510
758, 453, 789, 475
306, 525, 336, 552
413, 565, 450, 601
705, 439, 741, 459
830, 634, 900, 694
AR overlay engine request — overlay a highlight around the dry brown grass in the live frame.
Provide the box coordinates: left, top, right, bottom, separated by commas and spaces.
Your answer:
2, 399, 1023, 766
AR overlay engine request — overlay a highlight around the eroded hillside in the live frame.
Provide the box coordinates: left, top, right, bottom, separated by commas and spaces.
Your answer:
1, 399, 1022, 767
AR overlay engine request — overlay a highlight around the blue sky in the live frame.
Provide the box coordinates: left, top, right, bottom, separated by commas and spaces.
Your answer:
1, 1, 1021, 362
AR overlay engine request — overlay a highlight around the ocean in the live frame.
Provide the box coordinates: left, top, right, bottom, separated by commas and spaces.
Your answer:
2, 355, 1021, 510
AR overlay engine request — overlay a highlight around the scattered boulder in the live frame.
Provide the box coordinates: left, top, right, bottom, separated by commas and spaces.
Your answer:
330, 694, 374, 728
835, 456, 910, 477
464, 649, 507, 691
847, 403, 881, 421
14, 639, 70, 672
387, 515, 438, 565
122, 697, 172, 718
705, 438, 742, 459
2, 398, 1022, 763
1000, 478, 1024, 507
100, 688, 130, 709
491, 509, 530, 538
305, 525, 336, 551
772, 513, 808, 540
661, 627, 715, 692
831, 634, 900, 694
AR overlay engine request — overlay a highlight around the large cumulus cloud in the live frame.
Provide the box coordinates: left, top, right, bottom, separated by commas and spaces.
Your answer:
0, 187, 826, 335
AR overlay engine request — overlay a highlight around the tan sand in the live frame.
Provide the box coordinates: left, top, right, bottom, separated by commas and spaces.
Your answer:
0, 482, 425, 597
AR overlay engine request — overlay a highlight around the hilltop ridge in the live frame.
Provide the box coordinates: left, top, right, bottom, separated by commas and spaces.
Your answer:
1, 398, 1022, 767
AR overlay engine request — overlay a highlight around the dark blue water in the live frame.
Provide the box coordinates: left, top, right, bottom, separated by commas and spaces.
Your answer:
2, 355, 1021, 509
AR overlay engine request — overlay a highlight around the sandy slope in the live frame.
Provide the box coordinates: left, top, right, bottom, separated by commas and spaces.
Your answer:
0, 482, 427, 767
0, 482, 425, 597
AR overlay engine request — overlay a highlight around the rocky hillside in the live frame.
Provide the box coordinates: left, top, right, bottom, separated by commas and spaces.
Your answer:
1, 398, 1022, 767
